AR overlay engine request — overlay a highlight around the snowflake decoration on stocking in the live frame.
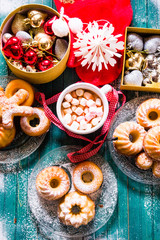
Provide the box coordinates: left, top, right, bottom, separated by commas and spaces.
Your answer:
73, 21, 124, 72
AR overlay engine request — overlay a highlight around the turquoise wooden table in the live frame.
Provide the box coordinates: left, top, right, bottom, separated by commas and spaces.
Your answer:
0, 0, 160, 239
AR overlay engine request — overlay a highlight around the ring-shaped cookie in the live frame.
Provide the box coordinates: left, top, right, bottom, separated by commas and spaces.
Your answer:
73, 161, 103, 194
136, 98, 160, 129
5, 79, 34, 106
36, 166, 70, 200
113, 121, 146, 156
20, 107, 51, 136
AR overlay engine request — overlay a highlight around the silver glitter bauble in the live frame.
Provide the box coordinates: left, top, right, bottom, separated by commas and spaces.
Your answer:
151, 69, 159, 82
144, 35, 160, 53
127, 33, 143, 51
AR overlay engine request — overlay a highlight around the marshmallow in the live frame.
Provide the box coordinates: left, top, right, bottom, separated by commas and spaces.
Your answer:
95, 97, 102, 106
86, 99, 96, 107
91, 117, 102, 126
71, 105, 77, 112
70, 121, 79, 130
84, 91, 93, 100
77, 116, 85, 123
76, 89, 84, 96
96, 107, 103, 117
80, 97, 87, 106
63, 113, 72, 125
75, 107, 83, 116
85, 112, 95, 122
71, 91, 77, 98
63, 108, 72, 115
62, 101, 71, 108
64, 93, 73, 102
71, 98, 79, 105
79, 119, 88, 130
84, 107, 89, 114
89, 106, 97, 114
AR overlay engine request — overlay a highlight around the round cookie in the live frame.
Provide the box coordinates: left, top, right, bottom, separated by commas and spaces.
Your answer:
73, 161, 103, 194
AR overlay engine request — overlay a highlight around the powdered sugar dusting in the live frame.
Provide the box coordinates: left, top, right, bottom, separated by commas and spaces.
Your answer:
28, 146, 117, 239
0, 221, 7, 240
0, 173, 4, 192
151, 0, 160, 20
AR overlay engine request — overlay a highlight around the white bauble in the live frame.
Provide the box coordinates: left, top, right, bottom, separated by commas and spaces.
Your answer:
16, 31, 32, 43
52, 19, 69, 37
124, 70, 143, 86
2, 33, 13, 43
68, 18, 83, 34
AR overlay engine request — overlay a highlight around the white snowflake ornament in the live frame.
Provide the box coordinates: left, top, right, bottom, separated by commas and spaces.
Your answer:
73, 21, 124, 71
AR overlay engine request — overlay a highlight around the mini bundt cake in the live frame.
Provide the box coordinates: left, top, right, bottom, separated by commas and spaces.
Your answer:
136, 98, 160, 129
36, 166, 70, 200
58, 191, 95, 228
143, 126, 160, 161
135, 152, 153, 170
73, 161, 103, 194
113, 121, 146, 156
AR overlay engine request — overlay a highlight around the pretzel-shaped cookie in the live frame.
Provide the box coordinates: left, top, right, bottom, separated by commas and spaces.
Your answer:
0, 87, 33, 129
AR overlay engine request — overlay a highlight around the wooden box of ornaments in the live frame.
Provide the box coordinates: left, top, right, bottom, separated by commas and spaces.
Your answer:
120, 27, 160, 92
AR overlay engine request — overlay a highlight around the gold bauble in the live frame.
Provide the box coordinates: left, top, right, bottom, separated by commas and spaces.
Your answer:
34, 33, 54, 50
125, 52, 147, 71
27, 10, 47, 28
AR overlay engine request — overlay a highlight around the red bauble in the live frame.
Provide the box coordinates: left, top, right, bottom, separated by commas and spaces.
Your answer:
24, 49, 38, 65
37, 59, 54, 71
44, 16, 57, 35
3, 36, 23, 60
4, 36, 20, 47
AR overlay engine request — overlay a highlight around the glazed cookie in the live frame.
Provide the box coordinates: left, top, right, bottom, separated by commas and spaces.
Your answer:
5, 79, 35, 106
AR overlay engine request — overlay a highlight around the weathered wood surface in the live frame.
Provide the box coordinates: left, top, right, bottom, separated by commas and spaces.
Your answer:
0, 0, 160, 239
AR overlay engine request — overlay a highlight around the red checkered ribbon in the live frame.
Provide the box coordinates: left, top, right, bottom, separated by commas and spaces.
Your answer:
35, 86, 126, 163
